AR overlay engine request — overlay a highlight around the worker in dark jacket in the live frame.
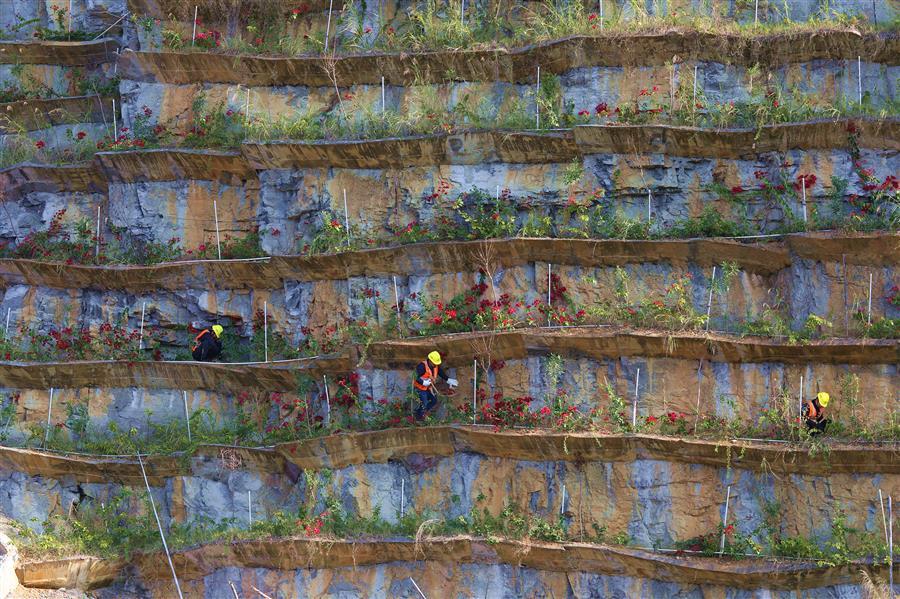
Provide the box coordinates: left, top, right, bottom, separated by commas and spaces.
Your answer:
802, 391, 830, 435
412, 351, 458, 420
192, 325, 224, 361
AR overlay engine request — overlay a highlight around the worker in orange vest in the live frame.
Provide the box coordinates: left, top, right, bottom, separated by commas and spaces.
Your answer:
413, 351, 457, 420
192, 325, 224, 361
802, 391, 830, 434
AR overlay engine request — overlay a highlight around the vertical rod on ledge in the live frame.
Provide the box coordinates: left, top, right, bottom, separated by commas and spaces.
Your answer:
213, 200, 221, 259
718, 485, 732, 555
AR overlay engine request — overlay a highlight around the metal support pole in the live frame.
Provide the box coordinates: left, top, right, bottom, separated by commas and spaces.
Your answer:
718, 485, 732, 555
632, 368, 640, 428
4, 308, 10, 338
381, 76, 386, 116
43, 388, 54, 447
754, 0, 759, 25
400, 478, 405, 517
692, 65, 698, 108
112, 99, 117, 140
801, 181, 808, 223
472, 359, 477, 425
705, 266, 717, 332
857, 56, 863, 105
229, 581, 241, 599
535, 66, 541, 129
263, 301, 268, 362
182, 390, 191, 443
95, 206, 101, 260
799, 375, 804, 418
213, 200, 222, 260
343, 189, 350, 247
138, 302, 146, 350
323, 375, 331, 425
392, 276, 402, 334
248, 490, 252, 526
324, 0, 334, 53
867, 272, 873, 326
560, 483, 566, 515
647, 189, 652, 224
889, 495, 894, 593
693, 359, 703, 433
409, 578, 427, 599
191, 6, 198, 46
138, 454, 184, 599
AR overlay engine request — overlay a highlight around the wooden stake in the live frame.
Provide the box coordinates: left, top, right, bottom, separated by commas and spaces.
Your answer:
182, 390, 191, 443
138, 454, 184, 599
213, 200, 221, 259
263, 301, 268, 362
43, 388, 54, 447
718, 485, 732, 554
191, 6, 198, 46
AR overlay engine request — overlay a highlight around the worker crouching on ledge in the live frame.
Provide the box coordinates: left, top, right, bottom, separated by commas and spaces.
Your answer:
413, 351, 458, 420
192, 325, 224, 362
803, 391, 830, 435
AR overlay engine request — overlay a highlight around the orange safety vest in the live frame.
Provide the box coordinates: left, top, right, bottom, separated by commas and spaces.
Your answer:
413, 360, 437, 391
192, 329, 211, 352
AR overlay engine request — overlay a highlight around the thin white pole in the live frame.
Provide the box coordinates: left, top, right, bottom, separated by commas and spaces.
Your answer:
857, 56, 863, 105
472, 359, 477, 425
323, 375, 331, 425
495, 185, 500, 201
671, 61, 676, 109
244, 88, 250, 126
400, 479, 405, 517
43, 388, 54, 447
343, 189, 350, 247
647, 189, 652, 223
599, 0, 603, 31
705, 266, 717, 332
112, 99, 117, 140
191, 6, 198, 46
263, 301, 268, 362
547, 264, 552, 325
5, 308, 10, 338
692, 65, 698, 107
138, 302, 146, 350
535, 66, 541, 129
95, 206, 101, 259
460, 0, 465, 25
890, 495, 894, 593
182, 390, 191, 443
719, 485, 732, 554
754, 0, 759, 26
693, 359, 703, 433
324, 0, 334, 52
409, 578, 427, 599
252, 587, 274, 599
560, 483, 566, 515
138, 454, 184, 599
867, 272, 873, 325
248, 490, 252, 526
213, 200, 222, 260
381, 77, 386, 116
68, 0, 72, 32
229, 581, 240, 599
632, 368, 640, 428
799, 375, 804, 418
801, 181, 808, 223
392, 276, 402, 333
880, 489, 889, 544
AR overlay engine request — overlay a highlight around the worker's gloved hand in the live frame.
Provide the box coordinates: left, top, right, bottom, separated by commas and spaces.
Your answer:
421, 378, 432, 387
447, 378, 458, 388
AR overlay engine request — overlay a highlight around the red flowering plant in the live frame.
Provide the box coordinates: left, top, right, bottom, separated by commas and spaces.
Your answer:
2, 315, 164, 362
672, 523, 752, 557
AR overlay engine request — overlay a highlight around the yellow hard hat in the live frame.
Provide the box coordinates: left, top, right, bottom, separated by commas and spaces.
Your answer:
817, 392, 830, 407
212, 325, 224, 338
428, 351, 441, 365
